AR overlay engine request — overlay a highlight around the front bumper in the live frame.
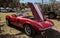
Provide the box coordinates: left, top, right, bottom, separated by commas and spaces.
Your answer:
39, 25, 53, 31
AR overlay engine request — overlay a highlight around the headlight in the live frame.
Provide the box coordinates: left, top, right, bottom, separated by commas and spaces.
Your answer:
39, 25, 53, 30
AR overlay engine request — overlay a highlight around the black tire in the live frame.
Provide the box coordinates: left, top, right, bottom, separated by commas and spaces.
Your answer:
48, 13, 57, 19
24, 24, 35, 36
6, 19, 12, 26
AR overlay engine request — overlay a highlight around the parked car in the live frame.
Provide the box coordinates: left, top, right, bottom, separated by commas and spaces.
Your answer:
6, 3, 54, 36
43, 4, 60, 19
6, 7, 16, 12
12, 8, 17, 12
0, 7, 7, 12
6, 7, 12, 12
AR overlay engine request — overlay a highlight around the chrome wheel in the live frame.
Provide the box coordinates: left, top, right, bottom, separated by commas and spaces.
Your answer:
25, 25, 31, 35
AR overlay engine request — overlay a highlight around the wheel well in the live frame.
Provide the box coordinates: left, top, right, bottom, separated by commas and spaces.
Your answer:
6, 17, 11, 22
23, 23, 32, 27
6, 18, 8, 20
23, 23, 35, 30
6, 17, 10, 20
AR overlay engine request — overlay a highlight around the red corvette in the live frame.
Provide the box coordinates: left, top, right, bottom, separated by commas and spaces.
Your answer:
6, 3, 54, 36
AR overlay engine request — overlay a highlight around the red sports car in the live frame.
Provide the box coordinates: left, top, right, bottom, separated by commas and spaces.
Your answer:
6, 3, 54, 36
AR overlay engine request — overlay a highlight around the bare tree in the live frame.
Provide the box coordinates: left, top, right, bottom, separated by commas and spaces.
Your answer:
49, 0, 56, 4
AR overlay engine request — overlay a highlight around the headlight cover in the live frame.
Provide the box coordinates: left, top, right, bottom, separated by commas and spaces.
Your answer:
39, 25, 53, 30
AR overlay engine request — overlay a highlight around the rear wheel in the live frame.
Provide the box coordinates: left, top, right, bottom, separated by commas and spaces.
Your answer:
6, 19, 12, 26
48, 13, 57, 19
24, 24, 35, 36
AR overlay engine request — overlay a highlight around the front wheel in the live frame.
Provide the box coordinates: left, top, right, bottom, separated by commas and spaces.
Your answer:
24, 24, 35, 36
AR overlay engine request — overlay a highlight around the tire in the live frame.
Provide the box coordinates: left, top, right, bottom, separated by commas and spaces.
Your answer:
24, 24, 35, 36
6, 19, 12, 26
48, 13, 57, 19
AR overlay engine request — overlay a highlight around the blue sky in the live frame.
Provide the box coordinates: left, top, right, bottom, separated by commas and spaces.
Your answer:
56, 0, 60, 1
20, 0, 49, 3
20, 0, 60, 4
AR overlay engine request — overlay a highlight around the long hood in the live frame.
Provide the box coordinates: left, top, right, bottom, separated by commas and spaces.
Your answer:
38, 21, 54, 28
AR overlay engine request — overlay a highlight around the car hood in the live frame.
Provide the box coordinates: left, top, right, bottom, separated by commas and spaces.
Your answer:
38, 21, 54, 29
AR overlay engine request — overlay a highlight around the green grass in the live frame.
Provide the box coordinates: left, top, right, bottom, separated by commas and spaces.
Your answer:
0, 12, 15, 21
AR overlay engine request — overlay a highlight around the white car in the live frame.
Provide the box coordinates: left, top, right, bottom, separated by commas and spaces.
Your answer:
6, 7, 16, 12
0, 7, 7, 12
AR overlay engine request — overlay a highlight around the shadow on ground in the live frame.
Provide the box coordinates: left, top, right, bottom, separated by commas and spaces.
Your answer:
0, 34, 17, 38
31, 29, 60, 38
0, 28, 60, 38
44, 29, 60, 38
3, 25, 60, 38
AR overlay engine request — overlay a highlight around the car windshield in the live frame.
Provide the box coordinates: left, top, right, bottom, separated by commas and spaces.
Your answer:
16, 8, 34, 17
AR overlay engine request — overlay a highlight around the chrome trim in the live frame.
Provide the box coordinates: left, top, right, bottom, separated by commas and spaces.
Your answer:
39, 25, 53, 30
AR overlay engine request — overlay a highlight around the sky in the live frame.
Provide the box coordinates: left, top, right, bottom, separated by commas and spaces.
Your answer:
20, 0, 60, 4
56, 0, 60, 1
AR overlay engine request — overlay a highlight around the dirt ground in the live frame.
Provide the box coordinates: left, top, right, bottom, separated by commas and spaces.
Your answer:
0, 19, 60, 38
0, 13, 60, 38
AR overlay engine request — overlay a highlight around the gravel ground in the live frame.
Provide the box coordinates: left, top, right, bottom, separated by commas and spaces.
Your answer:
0, 19, 60, 38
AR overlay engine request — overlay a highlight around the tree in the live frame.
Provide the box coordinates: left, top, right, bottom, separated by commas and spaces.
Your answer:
0, 0, 20, 7
49, 0, 56, 4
